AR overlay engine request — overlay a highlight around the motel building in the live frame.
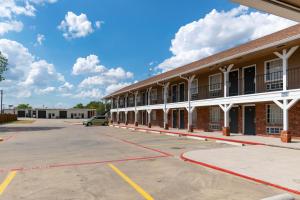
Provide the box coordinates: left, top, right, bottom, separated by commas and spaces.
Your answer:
105, 24, 300, 143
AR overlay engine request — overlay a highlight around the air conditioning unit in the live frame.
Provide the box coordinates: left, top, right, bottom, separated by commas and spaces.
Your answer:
266, 81, 283, 91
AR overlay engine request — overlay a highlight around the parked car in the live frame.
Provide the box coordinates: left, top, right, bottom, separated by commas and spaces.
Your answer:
83, 116, 108, 126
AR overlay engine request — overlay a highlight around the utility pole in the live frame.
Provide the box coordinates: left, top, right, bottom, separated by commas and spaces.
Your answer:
0, 90, 3, 114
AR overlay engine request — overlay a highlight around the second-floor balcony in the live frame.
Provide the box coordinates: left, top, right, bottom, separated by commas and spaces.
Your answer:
111, 66, 300, 109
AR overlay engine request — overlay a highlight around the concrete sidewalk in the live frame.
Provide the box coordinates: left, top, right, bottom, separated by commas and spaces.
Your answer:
112, 124, 300, 149
182, 145, 300, 195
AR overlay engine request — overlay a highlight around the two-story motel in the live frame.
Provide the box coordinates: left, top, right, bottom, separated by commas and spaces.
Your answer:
105, 24, 300, 143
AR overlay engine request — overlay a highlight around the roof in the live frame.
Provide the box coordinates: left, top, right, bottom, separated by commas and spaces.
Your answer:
104, 23, 300, 99
232, 0, 300, 22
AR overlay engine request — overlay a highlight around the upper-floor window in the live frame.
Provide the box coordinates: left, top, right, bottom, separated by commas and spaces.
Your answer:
209, 73, 222, 91
267, 104, 283, 125
129, 96, 134, 105
265, 59, 283, 82
191, 79, 198, 94
151, 89, 157, 100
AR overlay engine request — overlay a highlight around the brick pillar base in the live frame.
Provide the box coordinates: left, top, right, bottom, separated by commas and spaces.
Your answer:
148, 122, 151, 128
110, 120, 113, 124
135, 121, 138, 127
281, 130, 292, 143
164, 123, 169, 130
117, 121, 120, 124
188, 125, 194, 132
125, 121, 128, 125
222, 127, 230, 136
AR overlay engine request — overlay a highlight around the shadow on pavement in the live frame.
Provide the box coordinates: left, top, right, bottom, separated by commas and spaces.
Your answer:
0, 127, 64, 133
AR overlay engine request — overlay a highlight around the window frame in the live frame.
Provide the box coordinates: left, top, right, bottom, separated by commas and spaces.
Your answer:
209, 73, 222, 92
191, 78, 198, 95
266, 104, 283, 125
264, 58, 283, 83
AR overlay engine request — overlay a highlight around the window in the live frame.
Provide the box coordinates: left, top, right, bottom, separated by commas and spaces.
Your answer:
151, 89, 157, 101
210, 107, 220, 123
192, 110, 197, 127
209, 74, 222, 91
129, 96, 134, 105
266, 127, 282, 134
265, 59, 283, 82
267, 104, 283, 125
191, 79, 198, 94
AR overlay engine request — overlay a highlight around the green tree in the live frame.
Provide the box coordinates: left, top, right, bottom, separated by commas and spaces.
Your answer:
17, 104, 32, 109
73, 103, 85, 109
0, 52, 8, 81
73, 101, 110, 115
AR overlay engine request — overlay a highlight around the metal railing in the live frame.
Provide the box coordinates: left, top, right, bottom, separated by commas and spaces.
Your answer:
111, 66, 300, 109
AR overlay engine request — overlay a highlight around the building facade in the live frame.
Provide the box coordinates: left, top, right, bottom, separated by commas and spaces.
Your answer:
4, 108, 96, 119
105, 24, 300, 143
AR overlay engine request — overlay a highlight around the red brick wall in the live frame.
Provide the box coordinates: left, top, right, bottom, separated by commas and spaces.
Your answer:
289, 101, 300, 137
196, 107, 209, 131
256, 103, 267, 135
151, 109, 164, 127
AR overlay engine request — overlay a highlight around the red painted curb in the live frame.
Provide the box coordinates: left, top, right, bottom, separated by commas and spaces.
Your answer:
180, 153, 300, 195
114, 125, 265, 146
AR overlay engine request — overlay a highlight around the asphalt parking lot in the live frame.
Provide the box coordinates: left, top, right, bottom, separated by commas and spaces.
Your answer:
0, 119, 293, 200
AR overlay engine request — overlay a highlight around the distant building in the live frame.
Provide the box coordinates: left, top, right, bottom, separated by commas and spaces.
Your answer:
4, 108, 96, 119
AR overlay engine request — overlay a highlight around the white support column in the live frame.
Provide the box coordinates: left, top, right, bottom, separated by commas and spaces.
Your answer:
134, 91, 138, 126
163, 82, 170, 129
273, 98, 299, 143
219, 103, 234, 136
147, 109, 152, 128
219, 64, 234, 97
274, 46, 299, 91
180, 75, 195, 132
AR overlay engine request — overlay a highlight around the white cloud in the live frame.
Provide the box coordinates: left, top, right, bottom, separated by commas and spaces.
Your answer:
0, 39, 68, 98
58, 82, 74, 92
157, 6, 297, 72
105, 83, 131, 94
71, 54, 133, 98
72, 54, 106, 75
0, 0, 58, 35
58, 11, 94, 39
0, 20, 23, 35
74, 88, 103, 99
0, 0, 35, 19
35, 86, 56, 95
95, 20, 103, 29
36, 34, 45, 45
22, 60, 65, 87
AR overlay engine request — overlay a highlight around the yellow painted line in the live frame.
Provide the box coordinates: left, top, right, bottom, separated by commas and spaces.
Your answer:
0, 171, 17, 195
108, 164, 154, 200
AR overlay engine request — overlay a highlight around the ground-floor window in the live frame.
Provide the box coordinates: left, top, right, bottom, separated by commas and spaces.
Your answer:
192, 109, 197, 127
209, 107, 221, 130
266, 104, 283, 134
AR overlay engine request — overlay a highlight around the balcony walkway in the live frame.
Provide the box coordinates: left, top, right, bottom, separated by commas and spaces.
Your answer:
111, 123, 300, 149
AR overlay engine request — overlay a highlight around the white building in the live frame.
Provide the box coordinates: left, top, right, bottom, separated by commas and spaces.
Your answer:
4, 108, 96, 119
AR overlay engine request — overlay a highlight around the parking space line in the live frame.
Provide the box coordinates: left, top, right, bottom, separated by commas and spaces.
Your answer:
108, 164, 154, 200
0, 171, 17, 195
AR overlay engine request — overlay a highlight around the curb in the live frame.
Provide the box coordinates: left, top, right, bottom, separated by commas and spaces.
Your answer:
112, 124, 264, 146
180, 153, 300, 196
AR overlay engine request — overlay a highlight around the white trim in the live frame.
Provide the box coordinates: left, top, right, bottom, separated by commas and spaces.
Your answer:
111, 89, 300, 114
229, 68, 239, 96
209, 73, 222, 92
264, 58, 283, 83
242, 65, 256, 94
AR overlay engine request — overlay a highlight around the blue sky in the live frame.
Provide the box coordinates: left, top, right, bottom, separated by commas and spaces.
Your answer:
0, 0, 296, 108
